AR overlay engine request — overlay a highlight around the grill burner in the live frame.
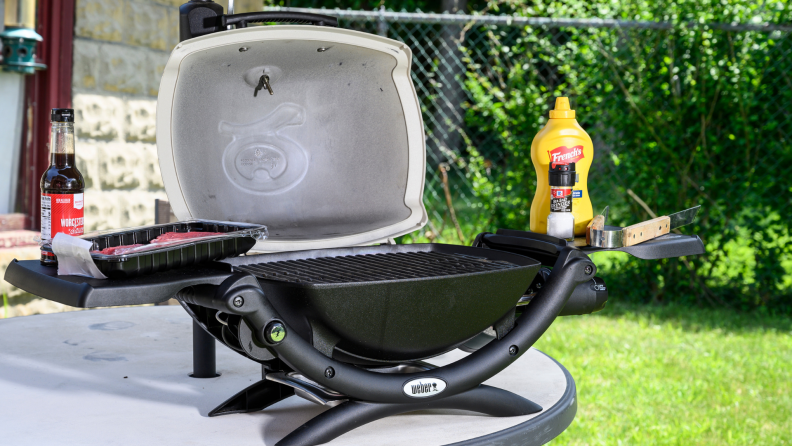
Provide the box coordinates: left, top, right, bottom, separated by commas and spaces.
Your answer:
235, 251, 520, 284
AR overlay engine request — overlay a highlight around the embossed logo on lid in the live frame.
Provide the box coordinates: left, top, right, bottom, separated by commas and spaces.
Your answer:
220, 103, 309, 195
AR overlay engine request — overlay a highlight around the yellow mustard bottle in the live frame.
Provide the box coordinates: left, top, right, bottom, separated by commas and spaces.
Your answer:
530, 97, 593, 236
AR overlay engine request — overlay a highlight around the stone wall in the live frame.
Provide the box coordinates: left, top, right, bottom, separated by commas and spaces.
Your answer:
72, 0, 259, 231
3, 1, 262, 317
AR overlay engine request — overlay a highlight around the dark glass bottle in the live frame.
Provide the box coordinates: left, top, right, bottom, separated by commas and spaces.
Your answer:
40, 108, 85, 265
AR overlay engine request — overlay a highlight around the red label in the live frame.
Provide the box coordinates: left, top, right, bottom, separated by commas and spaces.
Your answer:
551, 188, 572, 199
41, 193, 84, 241
547, 145, 584, 168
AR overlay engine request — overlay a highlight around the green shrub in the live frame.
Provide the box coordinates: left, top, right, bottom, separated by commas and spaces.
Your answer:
453, 1, 792, 312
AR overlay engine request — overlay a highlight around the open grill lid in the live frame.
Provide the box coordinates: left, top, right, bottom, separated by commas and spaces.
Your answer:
157, 26, 427, 252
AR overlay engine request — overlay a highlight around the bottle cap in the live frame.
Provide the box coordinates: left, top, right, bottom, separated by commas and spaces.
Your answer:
549, 97, 575, 119
549, 162, 576, 186
51, 108, 74, 123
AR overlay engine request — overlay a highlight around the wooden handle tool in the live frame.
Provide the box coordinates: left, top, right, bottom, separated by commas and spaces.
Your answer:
621, 216, 671, 247
587, 206, 698, 248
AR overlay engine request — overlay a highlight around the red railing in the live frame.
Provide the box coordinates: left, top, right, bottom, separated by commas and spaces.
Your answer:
16, 0, 76, 230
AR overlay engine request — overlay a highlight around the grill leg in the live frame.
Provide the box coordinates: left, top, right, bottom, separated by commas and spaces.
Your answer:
191, 320, 219, 378
209, 379, 295, 417
275, 385, 542, 446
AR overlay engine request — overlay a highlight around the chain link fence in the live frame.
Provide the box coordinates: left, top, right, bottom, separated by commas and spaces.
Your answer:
267, 7, 792, 307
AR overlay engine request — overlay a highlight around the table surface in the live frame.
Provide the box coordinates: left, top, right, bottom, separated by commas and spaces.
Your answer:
0, 306, 575, 446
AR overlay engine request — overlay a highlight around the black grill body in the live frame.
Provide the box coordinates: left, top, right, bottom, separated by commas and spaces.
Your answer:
222, 244, 541, 362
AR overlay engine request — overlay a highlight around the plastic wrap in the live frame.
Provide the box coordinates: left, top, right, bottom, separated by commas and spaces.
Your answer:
51, 233, 108, 279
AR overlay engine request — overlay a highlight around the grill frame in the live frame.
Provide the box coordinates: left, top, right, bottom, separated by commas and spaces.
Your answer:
222, 244, 541, 362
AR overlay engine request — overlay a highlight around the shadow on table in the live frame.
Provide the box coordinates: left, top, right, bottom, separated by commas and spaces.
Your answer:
256, 403, 504, 444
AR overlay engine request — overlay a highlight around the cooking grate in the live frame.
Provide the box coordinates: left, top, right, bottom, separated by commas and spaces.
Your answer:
234, 251, 520, 284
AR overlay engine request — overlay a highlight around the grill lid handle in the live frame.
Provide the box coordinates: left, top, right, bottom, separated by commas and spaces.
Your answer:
221, 11, 339, 28
179, 1, 339, 42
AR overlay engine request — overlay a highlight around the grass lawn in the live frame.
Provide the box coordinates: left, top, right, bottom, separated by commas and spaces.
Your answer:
534, 303, 792, 445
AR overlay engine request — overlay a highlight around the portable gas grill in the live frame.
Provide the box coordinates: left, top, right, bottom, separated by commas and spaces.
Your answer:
3, 4, 705, 445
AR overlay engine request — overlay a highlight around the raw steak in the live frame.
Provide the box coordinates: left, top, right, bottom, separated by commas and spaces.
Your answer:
92, 231, 226, 255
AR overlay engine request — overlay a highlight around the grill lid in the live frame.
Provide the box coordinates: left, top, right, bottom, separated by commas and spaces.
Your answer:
157, 26, 427, 252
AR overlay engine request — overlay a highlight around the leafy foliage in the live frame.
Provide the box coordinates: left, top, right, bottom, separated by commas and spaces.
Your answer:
454, 1, 792, 311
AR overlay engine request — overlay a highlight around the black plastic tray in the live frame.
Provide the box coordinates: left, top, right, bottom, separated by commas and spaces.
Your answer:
41, 220, 267, 279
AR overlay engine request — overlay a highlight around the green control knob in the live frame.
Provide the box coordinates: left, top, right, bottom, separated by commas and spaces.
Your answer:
265, 322, 286, 344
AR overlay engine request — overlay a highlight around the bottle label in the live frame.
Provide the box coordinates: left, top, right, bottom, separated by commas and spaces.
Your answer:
548, 145, 585, 168
41, 193, 84, 242
550, 188, 572, 212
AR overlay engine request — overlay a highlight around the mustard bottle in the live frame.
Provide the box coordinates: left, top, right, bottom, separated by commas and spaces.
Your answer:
529, 97, 593, 236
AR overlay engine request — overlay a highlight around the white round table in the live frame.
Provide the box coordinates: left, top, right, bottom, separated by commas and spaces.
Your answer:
0, 306, 576, 445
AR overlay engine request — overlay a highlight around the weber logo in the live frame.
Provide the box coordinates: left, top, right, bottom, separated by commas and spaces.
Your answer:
403, 378, 446, 398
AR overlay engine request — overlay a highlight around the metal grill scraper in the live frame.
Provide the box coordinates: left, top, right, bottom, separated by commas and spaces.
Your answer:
587, 205, 700, 248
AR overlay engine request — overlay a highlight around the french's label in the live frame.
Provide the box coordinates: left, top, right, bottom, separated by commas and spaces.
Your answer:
548, 145, 584, 168
41, 193, 84, 241
550, 188, 572, 212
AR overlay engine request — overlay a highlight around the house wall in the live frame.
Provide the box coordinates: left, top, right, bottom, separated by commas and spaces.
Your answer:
72, 0, 258, 230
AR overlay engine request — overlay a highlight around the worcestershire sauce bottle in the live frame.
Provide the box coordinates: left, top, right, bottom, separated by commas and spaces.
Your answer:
40, 108, 85, 265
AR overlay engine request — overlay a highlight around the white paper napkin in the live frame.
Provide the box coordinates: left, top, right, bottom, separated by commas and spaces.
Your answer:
51, 233, 108, 279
